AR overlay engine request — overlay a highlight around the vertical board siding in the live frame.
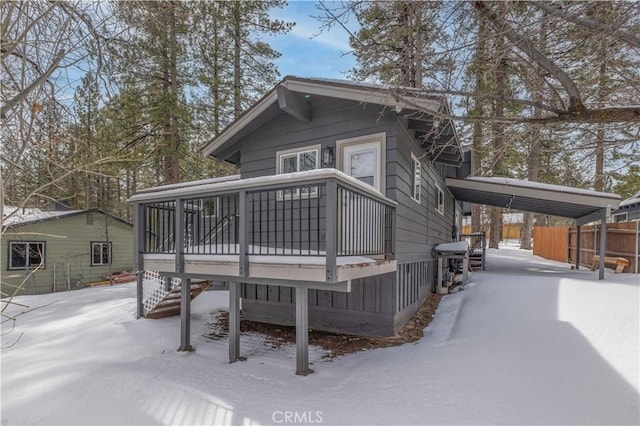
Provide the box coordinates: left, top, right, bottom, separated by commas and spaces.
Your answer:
395, 260, 429, 311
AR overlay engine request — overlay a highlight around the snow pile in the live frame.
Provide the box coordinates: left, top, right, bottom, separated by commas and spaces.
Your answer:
1, 246, 638, 425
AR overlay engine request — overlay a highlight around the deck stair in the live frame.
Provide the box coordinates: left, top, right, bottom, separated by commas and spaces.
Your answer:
469, 251, 484, 271
142, 271, 211, 319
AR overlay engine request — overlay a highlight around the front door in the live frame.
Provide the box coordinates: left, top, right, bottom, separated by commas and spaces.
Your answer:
337, 135, 385, 255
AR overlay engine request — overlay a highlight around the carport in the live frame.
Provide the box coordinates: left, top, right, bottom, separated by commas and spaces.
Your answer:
446, 176, 622, 280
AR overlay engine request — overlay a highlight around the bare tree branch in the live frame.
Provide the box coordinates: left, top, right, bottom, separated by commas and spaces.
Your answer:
1, 49, 66, 120
531, 1, 640, 49
474, 1, 585, 112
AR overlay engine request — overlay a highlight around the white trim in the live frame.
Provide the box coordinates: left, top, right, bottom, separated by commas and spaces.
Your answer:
336, 132, 386, 193
91, 242, 112, 266
410, 152, 421, 203
435, 183, 445, 216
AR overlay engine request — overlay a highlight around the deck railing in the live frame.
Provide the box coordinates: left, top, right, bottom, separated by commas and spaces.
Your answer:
131, 169, 397, 281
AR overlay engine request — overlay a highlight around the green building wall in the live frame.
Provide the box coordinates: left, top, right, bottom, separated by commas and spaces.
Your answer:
1, 211, 134, 296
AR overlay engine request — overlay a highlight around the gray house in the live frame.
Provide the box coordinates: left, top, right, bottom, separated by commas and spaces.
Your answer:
129, 77, 468, 374
2, 207, 134, 295
612, 190, 640, 222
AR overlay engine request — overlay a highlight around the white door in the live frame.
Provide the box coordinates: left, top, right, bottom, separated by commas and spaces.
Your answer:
342, 141, 382, 192
339, 140, 384, 255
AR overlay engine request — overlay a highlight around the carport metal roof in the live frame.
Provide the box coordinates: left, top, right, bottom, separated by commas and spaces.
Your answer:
446, 176, 621, 225
445, 176, 622, 280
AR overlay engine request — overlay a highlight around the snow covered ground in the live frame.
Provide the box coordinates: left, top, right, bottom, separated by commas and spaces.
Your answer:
2, 245, 638, 425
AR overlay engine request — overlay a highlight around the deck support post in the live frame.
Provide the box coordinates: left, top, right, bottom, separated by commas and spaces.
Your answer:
178, 278, 194, 352
229, 282, 241, 362
133, 203, 145, 319
575, 225, 581, 270
295, 286, 313, 376
175, 199, 193, 352
599, 215, 606, 280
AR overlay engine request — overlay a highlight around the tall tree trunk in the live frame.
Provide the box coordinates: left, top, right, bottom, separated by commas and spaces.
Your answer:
471, 18, 487, 234
489, 14, 506, 249
162, 1, 180, 184
233, 1, 242, 119
521, 13, 547, 250
594, 45, 607, 191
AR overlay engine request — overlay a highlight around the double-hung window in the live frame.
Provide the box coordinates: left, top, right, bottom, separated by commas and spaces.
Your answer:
410, 152, 421, 203
276, 145, 320, 198
91, 242, 112, 266
9, 241, 46, 270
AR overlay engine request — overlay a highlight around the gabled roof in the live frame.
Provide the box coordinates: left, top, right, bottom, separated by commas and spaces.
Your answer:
201, 76, 463, 166
446, 176, 621, 225
2, 207, 133, 229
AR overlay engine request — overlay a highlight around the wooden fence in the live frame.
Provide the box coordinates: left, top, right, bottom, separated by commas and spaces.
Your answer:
533, 226, 568, 263
533, 222, 640, 273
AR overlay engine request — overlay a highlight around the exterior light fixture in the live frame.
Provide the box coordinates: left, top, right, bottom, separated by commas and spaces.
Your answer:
321, 146, 334, 167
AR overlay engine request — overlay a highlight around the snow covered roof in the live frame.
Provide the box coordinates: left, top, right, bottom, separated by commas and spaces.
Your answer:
2, 206, 132, 228
446, 176, 621, 224
2, 206, 83, 227
617, 190, 640, 209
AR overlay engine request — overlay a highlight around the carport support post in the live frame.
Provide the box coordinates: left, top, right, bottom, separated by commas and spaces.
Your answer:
229, 282, 241, 363
295, 286, 313, 376
599, 215, 606, 280
575, 225, 581, 270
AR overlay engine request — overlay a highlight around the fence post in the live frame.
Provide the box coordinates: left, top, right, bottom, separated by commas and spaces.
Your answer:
635, 220, 639, 274
575, 225, 581, 270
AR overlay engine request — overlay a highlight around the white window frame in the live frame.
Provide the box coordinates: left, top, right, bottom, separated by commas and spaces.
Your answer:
91, 242, 112, 266
8, 241, 46, 270
612, 212, 628, 223
410, 152, 421, 203
275, 144, 321, 200
435, 183, 445, 215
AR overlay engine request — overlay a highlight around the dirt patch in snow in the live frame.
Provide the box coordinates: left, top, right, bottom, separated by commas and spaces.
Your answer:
205, 293, 444, 359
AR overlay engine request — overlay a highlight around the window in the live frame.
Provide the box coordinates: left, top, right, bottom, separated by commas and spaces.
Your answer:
276, 145, 320, 198
410, 152, 421, 203
435, 184, 445, 215
9, 241, 45, 270
612, 212, 628, 223
91, 242, 112, 266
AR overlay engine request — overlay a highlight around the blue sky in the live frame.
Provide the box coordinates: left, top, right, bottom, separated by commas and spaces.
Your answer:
265, 1, 358, 80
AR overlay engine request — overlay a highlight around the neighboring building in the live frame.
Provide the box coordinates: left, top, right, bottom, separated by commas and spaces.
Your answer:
130, 76, 468, 337
2, 207, 134, 295
612, 190, 640, 222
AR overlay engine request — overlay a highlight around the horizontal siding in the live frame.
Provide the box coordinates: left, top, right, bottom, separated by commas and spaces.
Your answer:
2, 213, 133, 295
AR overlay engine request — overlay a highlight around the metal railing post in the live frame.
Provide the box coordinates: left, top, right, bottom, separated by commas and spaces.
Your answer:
239, 190, 248, 277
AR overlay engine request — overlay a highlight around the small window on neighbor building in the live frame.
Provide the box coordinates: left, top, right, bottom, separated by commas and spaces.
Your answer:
612, 212, 628, 223
436, 184, 445, 215
410, 152, 421, 203
9, 241, 46, 270
91, 242, 112, 266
